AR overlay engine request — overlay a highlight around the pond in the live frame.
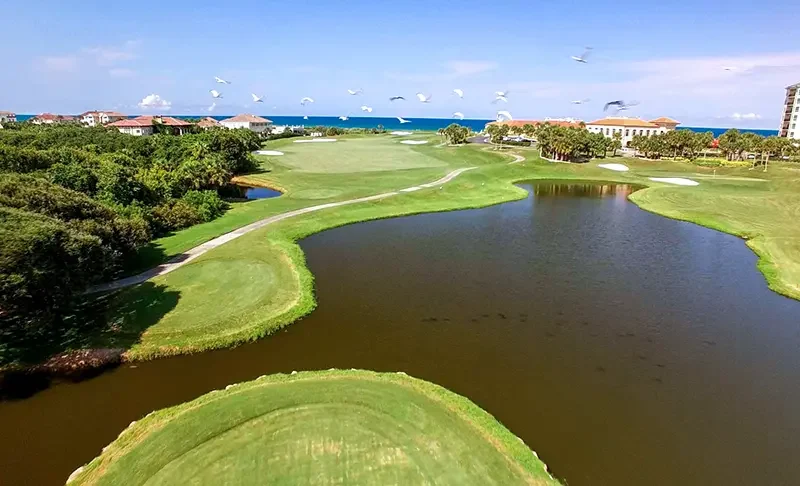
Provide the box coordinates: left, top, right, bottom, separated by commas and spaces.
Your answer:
221, 184, 282, 200
1, 182, 799, 485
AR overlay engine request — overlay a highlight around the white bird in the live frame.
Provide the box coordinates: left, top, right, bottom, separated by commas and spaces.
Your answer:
397, 117, 411, 124
360, 105, 373, 113
571, 47, 593, 63
497, 110, 513, 122
571, 98, 590, 104
210, 90, 223, 99
208, 102, 216, 112
495, 90, 510, 97
347, 88, 363, 95
722, 66, 735, 71
453, 112, 465, 120
389, 96, 405, 101
300, 97, 314, 105
453, 88, 464, 98
604, 100, 639, 112
339, 115, 349, 121
214, 76, 231, 84
493, 95, 508, 104
251, 93, 264, 103
416, 93, 432, 103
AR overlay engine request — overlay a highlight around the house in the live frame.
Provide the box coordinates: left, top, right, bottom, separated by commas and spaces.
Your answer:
486, 118, 583, 131
270, 124, 304, 135
219, 114, 272, 133
197, 117, 221, 130
31, 113, 76, 125
79, 111, 127, 127
108, 115, 193, 136
0, 111, 16, 123
585, 117, 680, 147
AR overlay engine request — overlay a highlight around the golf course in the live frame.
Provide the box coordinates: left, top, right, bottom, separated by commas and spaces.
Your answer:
92, 133, 800, 361
67, 370, 557, 485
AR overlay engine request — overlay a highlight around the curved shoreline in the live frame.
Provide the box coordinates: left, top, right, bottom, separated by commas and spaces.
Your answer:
88, 167, 475, 294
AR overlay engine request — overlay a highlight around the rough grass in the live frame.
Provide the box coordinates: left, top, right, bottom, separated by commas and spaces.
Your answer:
69, 370, 557, 486
96, 144, 800, 362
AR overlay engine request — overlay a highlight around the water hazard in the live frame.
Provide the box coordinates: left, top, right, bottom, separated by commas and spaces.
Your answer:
1, 182, 799, 485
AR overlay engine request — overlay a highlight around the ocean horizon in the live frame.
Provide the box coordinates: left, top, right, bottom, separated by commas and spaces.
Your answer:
12, 114, 778, 137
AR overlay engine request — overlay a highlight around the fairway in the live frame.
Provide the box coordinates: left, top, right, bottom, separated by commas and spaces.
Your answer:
266, 136, 447, 173
69, 370, 557, 485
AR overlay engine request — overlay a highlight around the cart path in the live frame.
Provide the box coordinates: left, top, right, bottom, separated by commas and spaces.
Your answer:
89, 167, 476, 293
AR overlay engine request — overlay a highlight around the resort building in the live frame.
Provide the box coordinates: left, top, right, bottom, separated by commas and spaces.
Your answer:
30, 113, 76, 124
196, 117, 221, 130
219, 114, 272, 133
779, 82, 799, 139
108, 115, 193, 136
270, 124, 305, 135
79, 110, 127, 127
585, 117, 680, 147
0, 111, 16, 123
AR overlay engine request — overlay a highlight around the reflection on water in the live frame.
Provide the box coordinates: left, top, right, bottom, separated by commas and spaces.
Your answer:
1, 181, 799, 486
220, 184, 282, 200
533, 182, 636, 199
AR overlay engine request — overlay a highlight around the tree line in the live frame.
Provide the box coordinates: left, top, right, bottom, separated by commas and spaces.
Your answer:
0, 124, 261, 364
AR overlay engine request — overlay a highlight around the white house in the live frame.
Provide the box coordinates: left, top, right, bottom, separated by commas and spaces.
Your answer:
586, 117, 680, 147
219, 114, 272, 133
0, 111, 16, 123
79, 110, 127, 127
271, 125, 304, 135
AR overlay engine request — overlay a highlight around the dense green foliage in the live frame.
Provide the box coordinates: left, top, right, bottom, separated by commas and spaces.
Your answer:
439, 123, 471, 144
0, 124, 261, 362
488, 122, 612, 161
629, 130, 715, 160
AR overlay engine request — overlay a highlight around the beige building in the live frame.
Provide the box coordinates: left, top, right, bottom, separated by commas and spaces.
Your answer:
779, 82, 799, 139
31, 113, 76, 124
108, 115, 193, 136
220, 114, 272, 133
0, 111, 16, 123
79, 110, 127, 127
586, 117, 680, 147
196, 117, 221, 129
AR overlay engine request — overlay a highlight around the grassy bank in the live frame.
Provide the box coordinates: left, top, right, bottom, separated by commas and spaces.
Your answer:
29, 137, 800, 363
68, 370, 558, 485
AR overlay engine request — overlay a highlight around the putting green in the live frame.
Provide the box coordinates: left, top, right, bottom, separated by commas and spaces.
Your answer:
69, 370, 557, 485
265, 137, 446, 173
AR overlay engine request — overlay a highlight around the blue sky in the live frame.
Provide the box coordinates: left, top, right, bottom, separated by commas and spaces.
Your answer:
2, 0, 799, 127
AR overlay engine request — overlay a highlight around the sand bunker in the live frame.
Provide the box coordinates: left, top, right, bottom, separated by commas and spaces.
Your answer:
254, 150, 284, 156
293, 138, 338, 143
400, 140, 428, 145
391, 131, 413, 136
597, 163, 629, 172
649, 177, 699, 186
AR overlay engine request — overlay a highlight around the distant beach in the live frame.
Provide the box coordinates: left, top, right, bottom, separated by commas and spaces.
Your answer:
12, 114, 779, 136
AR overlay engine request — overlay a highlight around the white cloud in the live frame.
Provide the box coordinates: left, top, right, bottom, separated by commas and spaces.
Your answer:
138, 94, 171, 110
108, 68, 135, 78
37, 55, 79, 73
83, 40, 141, 66
731, 112, 762, 120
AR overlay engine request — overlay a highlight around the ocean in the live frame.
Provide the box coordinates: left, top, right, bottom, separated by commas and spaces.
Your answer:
12, 114, 778, 137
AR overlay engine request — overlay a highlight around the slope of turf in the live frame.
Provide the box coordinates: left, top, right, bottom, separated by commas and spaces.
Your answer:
68, 370, 558, 486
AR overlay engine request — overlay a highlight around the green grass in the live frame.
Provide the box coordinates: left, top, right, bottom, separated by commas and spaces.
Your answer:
96, 141, 800, 362
69, 370, 557, 485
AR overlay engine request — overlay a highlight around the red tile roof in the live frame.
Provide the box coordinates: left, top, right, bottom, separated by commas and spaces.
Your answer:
649, 117, 680, 125
109, 116, 193, 128
33, 113, 75, 122
79, 111, 127, 118
587, 117, 659, 128
108, 119, 152, 127
197, 117, 221, 127
0, 111, 15, 116
220, 114, 272, 123
488, 119, 582, 128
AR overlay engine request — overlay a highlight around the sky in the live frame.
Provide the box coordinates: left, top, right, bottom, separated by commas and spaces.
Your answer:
2, 0, 800, 128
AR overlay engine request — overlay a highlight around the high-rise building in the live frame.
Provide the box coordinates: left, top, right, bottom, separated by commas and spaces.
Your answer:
779, 83, 800, 139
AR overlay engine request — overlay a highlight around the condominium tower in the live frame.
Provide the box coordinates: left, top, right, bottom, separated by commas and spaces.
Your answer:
779, 83, 800, 139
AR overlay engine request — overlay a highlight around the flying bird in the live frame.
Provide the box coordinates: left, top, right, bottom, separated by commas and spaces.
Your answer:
416, 93, 432, 103
339, 115, 349, 121
300, 97, 314, 105
347, 88, 363, 95
214, 76, 231, 84
493, 95, 508, 104
722, 66, 735, 71
360, 105, 373, 113
453, 112, 465, 120
251, 93, 264, 103
571, 98, 590, 104
604, 100, 639, 112
210, 90, 223, 99
208, 102, 216, 112
571, 47, 593, 63
496, 111, 513, 122
397, 117, 411, 124
453, 88, 464, 98
389, 96, 406, 101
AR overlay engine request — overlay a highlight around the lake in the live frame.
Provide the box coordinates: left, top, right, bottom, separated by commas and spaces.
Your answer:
1, 182, 798, 485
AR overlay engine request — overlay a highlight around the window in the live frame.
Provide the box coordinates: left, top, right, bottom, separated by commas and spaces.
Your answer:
793, 123, 797, 129
646, 130, 650, 136
625, 129, 630, 136
605, 128, 610, 135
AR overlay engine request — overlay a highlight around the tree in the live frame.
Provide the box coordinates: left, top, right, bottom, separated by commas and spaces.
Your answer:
442, 124, 469, 145
611, 132, 622, 156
